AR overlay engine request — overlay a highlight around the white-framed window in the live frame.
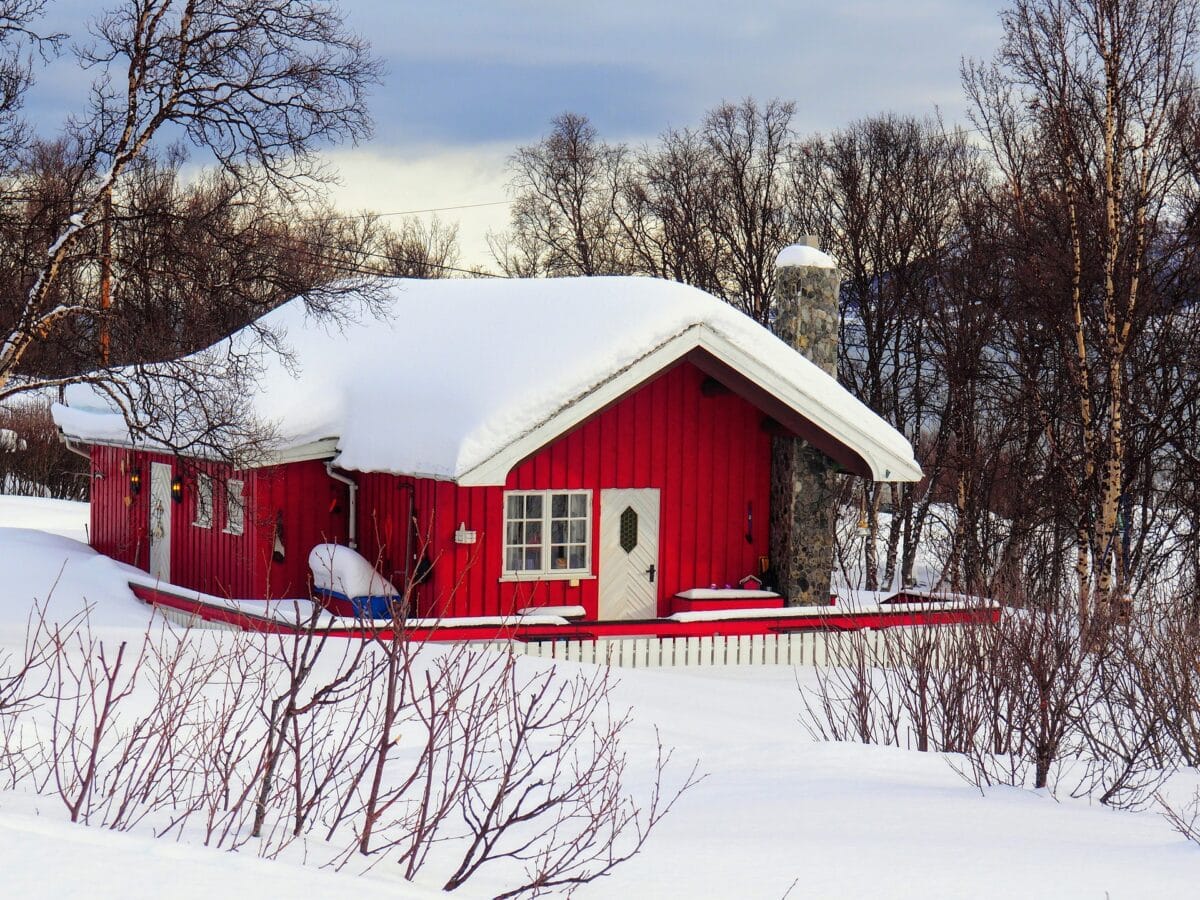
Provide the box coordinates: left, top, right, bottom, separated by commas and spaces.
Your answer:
193, 473, 212, 529
224, 479, 244, 536
503, 490, 591, 575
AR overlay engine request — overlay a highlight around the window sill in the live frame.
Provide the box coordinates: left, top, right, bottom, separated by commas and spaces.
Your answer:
222, 528, 244, 537
499, 572, 595, 583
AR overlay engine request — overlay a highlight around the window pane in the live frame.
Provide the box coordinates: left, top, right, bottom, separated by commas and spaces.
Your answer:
525, 494, 542, 518
550, 520, 566, 543
506, 547, 524, 571
569, 520, 586, 543
194, 474, 212, 528
551, 494, 568, 517
549, 546, 568, 569
524, 521, 542, 544
507, 494, 523, 518
506, 521, 523, 544
568, 546, 586, 569
570, 494, 588, 517
226, 480, 244, 535
524, 548, 541, 570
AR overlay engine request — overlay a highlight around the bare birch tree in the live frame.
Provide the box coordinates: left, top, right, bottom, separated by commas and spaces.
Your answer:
0, 0, 380, 460
491, 112, 632, 277
965, 0, 1200, 617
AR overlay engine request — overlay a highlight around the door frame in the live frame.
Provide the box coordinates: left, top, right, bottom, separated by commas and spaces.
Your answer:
598, 487, 661, 620
149, 461, 172, 582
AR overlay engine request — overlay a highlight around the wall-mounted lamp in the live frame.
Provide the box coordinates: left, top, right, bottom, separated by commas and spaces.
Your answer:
171, 474, 184, 504
129, 468, 142, 495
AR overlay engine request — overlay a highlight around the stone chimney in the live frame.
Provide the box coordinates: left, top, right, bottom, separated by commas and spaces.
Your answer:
769, 236, 842, 606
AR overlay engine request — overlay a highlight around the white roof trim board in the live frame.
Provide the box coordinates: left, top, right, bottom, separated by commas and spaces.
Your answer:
53, 276, 922, 484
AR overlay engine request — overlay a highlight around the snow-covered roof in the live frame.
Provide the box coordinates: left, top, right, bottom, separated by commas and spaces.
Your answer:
53, 276, 922, 484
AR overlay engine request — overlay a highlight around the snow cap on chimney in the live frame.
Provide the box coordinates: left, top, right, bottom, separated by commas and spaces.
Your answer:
775, 235, 836, 270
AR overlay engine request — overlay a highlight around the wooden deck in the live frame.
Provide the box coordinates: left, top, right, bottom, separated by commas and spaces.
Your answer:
129, 582, 999, 644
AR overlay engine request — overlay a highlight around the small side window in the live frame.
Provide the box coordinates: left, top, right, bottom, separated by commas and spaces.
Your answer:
224, 479, 244, 536
193, 473, 212, 529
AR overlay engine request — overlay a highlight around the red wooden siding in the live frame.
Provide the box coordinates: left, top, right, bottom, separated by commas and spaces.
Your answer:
90, 445, 148, 569
90, 448, 349, 599
257, 461, 351, 599
92, 361, 775, 615
357, 361, 773, 619
168, 457, 262, 598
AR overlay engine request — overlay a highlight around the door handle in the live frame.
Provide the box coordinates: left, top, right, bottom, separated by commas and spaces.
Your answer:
646, 564, 656, 583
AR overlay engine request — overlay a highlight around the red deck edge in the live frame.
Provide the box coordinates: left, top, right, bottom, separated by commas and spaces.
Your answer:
129, 583, 1000, 642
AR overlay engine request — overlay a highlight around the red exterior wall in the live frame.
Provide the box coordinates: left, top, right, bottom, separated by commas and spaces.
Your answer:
357, 361, 773, 619
256, 460, 352, 598
89, 449, 349, 599
91, 361, 774, 614
91, 445, 149, 570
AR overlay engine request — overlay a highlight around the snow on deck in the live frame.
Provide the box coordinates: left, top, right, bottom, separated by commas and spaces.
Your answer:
667, 598, 996, 623
53, 276, 920, 481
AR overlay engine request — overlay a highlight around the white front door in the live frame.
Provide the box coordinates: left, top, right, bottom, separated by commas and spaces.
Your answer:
149, 462, 172, 582
598, 488, 660, 620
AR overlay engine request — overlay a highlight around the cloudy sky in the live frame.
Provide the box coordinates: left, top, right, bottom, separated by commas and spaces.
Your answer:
25, 0, 1007, 267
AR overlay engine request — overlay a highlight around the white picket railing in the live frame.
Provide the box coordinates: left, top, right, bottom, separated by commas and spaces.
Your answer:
152, 605, 239, 631
504, 626, 964, 669
147, 599, 967, 669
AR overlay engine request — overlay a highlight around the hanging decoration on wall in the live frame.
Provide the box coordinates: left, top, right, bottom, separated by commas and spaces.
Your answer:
273, 511, 286, 563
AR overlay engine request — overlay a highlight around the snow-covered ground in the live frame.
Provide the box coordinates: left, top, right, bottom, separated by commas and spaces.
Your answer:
2, 495, 1200, 898
0, 493, 89, 542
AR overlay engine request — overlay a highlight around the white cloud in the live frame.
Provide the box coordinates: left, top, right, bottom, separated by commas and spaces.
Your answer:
322, 144, 515, 271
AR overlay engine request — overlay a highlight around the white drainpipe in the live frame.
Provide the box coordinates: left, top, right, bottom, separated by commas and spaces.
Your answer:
324, 463, 358, 550
62, 435, 91, 462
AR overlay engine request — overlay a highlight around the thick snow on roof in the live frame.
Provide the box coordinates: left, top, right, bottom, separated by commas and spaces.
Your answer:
54, 276, 920, 482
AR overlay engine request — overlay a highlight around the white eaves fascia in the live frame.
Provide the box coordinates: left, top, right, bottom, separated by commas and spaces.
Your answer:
694, 329, 923, 483
456, 324, 922, 487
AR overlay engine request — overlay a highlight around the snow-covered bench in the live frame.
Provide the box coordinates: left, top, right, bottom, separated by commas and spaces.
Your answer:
671, 588, 784, 613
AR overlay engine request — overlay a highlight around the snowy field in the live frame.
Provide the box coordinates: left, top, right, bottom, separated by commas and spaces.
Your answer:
2, 497, 1200, 897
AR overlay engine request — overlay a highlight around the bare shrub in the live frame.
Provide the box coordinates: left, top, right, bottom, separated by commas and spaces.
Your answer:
318, 633, 701, 896
799, 629, 904, 746
800, 590, 1172, 808
1159, 789, 1200, 845
0, 398, 87, 499
4, 597, 694, 896
0, 598, 87, 788
43, 628, 148, 823
247, 610, 374, 848
1133, 609, 1200, 768
1071, 612, 1173, 809
442, 661, 700, 896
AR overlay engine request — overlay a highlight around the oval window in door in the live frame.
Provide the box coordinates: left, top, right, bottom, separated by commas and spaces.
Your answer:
619, 506, 638, 553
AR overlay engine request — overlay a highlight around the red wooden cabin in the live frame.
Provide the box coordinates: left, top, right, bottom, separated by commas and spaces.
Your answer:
55, 276, 923, 623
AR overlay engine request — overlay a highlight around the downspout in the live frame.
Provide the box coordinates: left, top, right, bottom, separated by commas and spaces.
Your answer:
62, 435, 91, 463
396, 481, 415, 590
324, 462, 358, 550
